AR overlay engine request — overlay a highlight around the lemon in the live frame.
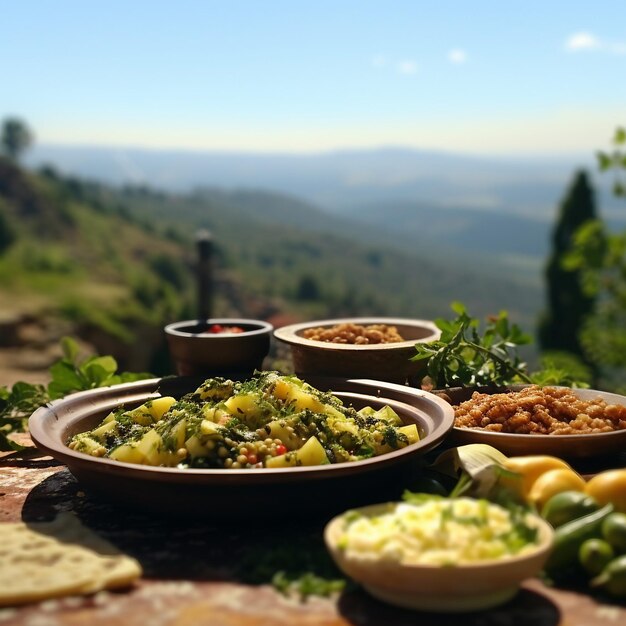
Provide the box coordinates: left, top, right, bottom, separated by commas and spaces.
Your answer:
586, 470, 626, 513
527, 468, 586, 510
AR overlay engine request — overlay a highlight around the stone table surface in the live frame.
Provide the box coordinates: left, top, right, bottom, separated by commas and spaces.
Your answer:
1, 434, 625, 626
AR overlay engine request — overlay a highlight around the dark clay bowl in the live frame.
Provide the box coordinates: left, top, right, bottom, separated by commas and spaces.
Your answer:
164, 318, 273, 376
442, 385, 626, 459
274, 317, 440, 384
29, 376, 454, 519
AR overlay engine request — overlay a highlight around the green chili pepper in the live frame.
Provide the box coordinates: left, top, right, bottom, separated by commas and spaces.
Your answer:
591, 555, 626, 598
545, 503, 614, 576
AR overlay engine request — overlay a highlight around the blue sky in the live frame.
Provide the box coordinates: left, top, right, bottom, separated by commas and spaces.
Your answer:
1, 0, 625, 154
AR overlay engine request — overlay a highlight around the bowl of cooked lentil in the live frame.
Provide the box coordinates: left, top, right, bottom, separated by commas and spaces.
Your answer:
441, 385, 626, 458
273, 317, 440, 384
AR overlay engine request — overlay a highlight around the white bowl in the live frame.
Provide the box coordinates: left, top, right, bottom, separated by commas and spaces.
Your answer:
324, 501, 554, 612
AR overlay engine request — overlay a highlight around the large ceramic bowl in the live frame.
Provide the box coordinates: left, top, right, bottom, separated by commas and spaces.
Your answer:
29, 376, 454, 519
443, 385, 626, 459
164, 318, 273, 376
274, 317, 440, 384
324, 501, 554, 612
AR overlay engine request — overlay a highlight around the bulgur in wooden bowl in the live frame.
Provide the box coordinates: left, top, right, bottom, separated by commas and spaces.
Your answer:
441, 385, 626, 459
274, 317, 440, 384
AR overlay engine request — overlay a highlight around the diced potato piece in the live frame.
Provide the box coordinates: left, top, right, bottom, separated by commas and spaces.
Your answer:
90, 420, 118, 441
148, 396, 176, 420
200, 419, 222, 437
374, 406, 402, 425
272, 378, 294, 401
169, 418, 187, 450
265, 435, 329, 468
265, 451, 298, 468
126, 404, 154, 426
224, 393, 262, 419
135, 429, 164, 465
202, 406, 229, 424
398, 424, 420, 444
266, 420, 302, 450
109, 443, 145, 464
330, 419, 359, 436
71, 435, 106, 456
185, 434, 210, 458
324, 405, 345, 421
273, 379, 325, 412
357, 406, 376, 418
292, 388, 325, 412
372, 424, 419, 456
102, 411, 116, 424
295, 436, 329, 466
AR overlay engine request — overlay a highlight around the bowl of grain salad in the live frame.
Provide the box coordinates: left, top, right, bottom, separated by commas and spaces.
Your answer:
273, 317, 440, 384
442, 385, 626, 458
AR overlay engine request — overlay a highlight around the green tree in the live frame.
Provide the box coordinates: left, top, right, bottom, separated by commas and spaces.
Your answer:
1, 117, 33, 161
597, 126, 626, 197
296, 274, 321, 301
538, 170, 597, 357
564, 128, 626, 391
0, 204, 16, 253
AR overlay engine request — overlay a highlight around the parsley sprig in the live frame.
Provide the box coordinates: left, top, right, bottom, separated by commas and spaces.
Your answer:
0, 337, 152, 451
412, 302, 589, 389
412, 302, 532, 389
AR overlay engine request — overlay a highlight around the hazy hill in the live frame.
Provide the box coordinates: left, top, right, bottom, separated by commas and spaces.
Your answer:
0, 156, 551, 385
27, 143, 626, 285
107, 184, 545, 325
27, 144, 622, 220
0, 159, 199, 372
341, 199, 551, 257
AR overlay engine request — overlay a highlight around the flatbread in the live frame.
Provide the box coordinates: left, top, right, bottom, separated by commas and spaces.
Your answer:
0, 513, 142, 606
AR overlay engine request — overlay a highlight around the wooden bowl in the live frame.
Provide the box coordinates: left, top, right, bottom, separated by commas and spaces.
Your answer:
442, 385, 626, 459
274, 317, 440, 384
164, 318, 273, 376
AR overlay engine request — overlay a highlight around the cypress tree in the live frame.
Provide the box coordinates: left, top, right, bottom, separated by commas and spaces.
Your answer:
538, 170, 596, 356
0, 206, 16, 254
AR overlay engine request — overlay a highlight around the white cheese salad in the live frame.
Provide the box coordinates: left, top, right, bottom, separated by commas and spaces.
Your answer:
336, 497, 540, 566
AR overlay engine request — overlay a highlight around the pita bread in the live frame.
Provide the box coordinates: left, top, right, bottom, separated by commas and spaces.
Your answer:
0, 513, 142, 606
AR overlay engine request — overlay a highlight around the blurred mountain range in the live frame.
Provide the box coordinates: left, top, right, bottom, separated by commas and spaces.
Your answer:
25, 143, 625, 272
27, 145, 623, 220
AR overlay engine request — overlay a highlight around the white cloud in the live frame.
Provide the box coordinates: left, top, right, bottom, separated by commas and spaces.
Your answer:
397, 60, 417, 75
448, 49, 467, 64
565, 32, 601, 51
564, 31, 626, 55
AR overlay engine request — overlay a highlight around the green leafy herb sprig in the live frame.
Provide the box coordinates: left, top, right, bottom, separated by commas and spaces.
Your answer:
0, 337, 152, 451
412, 302, 533, 389
239, 530, 348, 601
412, 302, 589, 390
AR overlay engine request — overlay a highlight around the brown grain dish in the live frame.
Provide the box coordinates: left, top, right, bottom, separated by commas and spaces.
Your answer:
302, 323, 404, 344
454, 385, 626, 435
